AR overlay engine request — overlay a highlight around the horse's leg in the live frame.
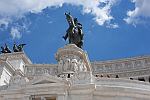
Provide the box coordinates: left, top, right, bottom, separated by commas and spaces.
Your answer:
63, 32, 68, 40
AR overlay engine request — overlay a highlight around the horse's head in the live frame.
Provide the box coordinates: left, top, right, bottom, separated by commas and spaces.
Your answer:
65, 12, 75, 26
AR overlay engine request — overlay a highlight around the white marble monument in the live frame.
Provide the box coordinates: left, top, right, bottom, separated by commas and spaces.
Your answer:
0, 44, 150, 100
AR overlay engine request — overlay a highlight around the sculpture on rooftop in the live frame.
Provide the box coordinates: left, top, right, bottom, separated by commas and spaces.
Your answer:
0, 44, 11, 53
0, 43, 26, 54
13, 43, 26, 52
63, 12, 84, 48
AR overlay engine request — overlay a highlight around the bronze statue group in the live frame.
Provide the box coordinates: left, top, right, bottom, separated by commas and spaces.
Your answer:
0, 43, 26, 54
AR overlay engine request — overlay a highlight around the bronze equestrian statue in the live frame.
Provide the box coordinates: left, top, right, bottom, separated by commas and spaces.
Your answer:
63, 13, 84, 48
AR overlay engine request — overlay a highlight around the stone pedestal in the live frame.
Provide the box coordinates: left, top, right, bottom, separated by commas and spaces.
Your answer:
55, 44, 93, 84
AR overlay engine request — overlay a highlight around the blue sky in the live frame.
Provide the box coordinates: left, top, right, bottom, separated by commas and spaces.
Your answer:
0, 0, 150, 63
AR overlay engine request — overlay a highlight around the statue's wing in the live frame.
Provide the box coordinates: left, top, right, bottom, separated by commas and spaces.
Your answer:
18, 44, 26, 47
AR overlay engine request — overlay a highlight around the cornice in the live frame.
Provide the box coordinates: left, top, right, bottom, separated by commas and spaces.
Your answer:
0, 52, 32, 64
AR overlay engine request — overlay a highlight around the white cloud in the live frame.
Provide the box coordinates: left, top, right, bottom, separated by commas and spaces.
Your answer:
106, 23, 119, 29
0, 0, 118, 34
124, 0, 150, 25
0, 18, 11, 30
10, 27, 21, 39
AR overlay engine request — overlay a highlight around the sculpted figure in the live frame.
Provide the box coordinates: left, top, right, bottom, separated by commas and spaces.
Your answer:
58, 59, 63, 72
71, 59, 79, 72
81, 63, 87, 72
64, 58, 70, 71
78, 60, 87, 72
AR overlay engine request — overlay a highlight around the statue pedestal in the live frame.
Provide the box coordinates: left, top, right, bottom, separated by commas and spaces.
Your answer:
55, 44, 93, 84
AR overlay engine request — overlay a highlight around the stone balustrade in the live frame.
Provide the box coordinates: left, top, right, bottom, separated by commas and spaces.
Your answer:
92, 56, 150, 78
25, 64, 58, 77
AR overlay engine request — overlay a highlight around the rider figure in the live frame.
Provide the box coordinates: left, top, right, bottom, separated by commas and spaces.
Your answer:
74, 18, 83, 40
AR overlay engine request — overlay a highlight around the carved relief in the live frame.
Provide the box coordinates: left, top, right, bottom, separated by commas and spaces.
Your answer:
81, 62, 87, 72
78, 60, 87, 72
71, 59, 78, 72
58, 59, 63, 73
26, 66, 58, 77
57, 55, 88, 74
63, 58, 70, 71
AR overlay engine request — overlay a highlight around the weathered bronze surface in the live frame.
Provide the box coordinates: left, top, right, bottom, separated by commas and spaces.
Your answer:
63, 13, 84, 48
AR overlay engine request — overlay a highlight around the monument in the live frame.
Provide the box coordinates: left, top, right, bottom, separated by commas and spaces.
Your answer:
0, 13, 150, 100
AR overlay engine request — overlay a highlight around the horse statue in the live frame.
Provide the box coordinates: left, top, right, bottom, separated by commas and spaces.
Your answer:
63, 13, 84, 48
13, 43, 26, 52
